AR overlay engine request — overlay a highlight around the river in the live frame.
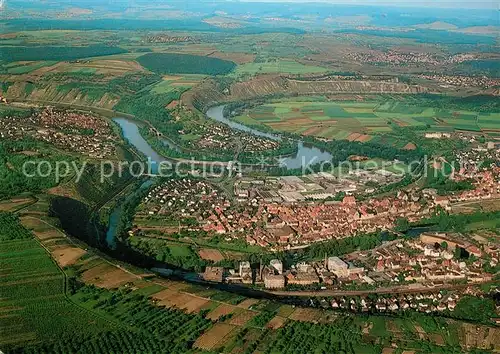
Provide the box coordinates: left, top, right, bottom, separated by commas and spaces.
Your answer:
109, 107, 431, 250
105, 118, 166, 249
105, 179, 154, 249
205, 105, 333, 169
113, 105, 334, 171
107, 105, 335, 249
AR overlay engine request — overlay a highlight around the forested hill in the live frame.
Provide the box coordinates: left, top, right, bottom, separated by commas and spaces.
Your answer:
0, 45, 127, 62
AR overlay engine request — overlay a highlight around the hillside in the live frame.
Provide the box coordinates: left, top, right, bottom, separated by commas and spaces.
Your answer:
186, 75, 430, 112
2, 81, 121, 110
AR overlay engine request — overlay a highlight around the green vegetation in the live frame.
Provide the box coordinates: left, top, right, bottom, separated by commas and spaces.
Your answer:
137, 53, 236, 75
33, 72, 163, 106
0, 211, 212, 353
0, 212, 32, 241
3, 60, 58, 74
262, 318, 372, 354
75, 162, 139, 207
231, 97, 499, 145
248, 310, 276, 328
339, 28, 496, 45
455, 59, 500, 78
4, 280, 212, 353
129, 236, 207, 271
421, 210, 500, 233
150, 74, 205, 94
305, 136, 422, 167
115, 91, 181, 134
232, 60, 328, 77
452, 295, 497, 324
0, 106, 34, 119
3, 19, 306, 34
302, 232, 397, 261
424, 166, 475, 195
0, 45, 127, 62
406, 94, 500, 114
0, 138, 74, 199
0, 217, 114, 350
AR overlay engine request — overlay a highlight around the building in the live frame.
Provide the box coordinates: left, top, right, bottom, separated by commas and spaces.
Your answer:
272, 225, 295, 244
466, 245, 482, 257
347, 267, 365, 276
327, 257, 348, 277
434, 196, 450, 208
238, 261, 253, 284
264, 272, 285, 289
296, 262, 311, 273
286, 272, 320, 286
239, 261, 251, 277
203, 267, 224, 282
342, 195, 356, 206
425, 132, 451, 139
270, 259, 283, 274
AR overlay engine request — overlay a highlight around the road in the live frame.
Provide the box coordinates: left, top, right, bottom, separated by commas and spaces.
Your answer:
268, 280, 494, 297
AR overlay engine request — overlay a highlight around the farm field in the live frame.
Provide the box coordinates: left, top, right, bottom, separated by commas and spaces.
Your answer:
0, 197, 34, 212
151, 74, 205, 94
233, 99, 500, 144
51, 58, 146, 76
0, 212, 114, 348
4, 60, 58, 74
194, 323, 236, 350
231, 60, 329, 77
477, 112, 500, 130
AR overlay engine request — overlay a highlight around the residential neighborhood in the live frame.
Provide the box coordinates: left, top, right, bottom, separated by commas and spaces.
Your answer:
0, 107, 117, 158
134, 158, 499, 250
200, 229, 497, 294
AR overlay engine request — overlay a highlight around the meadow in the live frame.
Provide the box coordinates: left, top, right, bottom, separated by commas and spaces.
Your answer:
231, 60, 329, 77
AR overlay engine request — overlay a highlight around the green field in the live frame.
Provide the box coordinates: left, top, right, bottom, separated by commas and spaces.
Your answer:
478, 112, 500, 130
5, 60, 58, 74
0, 212, 114, 348
150, 74, 205, 94
233, 99, 500, 144
231, 60, 328, 77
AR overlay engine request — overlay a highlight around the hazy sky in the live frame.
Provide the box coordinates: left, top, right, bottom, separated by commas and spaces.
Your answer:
241, 0, 499, 9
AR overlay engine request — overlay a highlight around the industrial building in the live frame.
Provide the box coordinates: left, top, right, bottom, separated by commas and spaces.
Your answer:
327, 256, 349, 278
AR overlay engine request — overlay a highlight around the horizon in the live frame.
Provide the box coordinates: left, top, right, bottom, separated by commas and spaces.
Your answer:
2, 0, 499, 10
237, 0, 499, 10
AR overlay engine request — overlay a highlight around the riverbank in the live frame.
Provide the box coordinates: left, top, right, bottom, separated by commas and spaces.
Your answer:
113, 106, 334, 171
